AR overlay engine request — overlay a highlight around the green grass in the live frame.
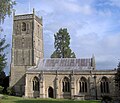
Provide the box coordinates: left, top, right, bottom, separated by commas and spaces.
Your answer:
0, 95, 100, 103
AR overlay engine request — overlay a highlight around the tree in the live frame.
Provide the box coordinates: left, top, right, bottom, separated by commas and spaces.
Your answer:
0, 0, 15, 72
0, 37, 9, 72
51, 28, 76, 58
2, 76, 9, 93
0, 71, 6, 86
0, 0, 15, 94
115, 62, 120, 96
0, 0, 16, 24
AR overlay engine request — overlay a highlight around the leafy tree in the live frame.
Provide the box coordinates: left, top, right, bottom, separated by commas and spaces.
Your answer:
51, 28, 76, 58
115, 62, 120, 96
0, 0, 15, 72
0, 0, 16, 23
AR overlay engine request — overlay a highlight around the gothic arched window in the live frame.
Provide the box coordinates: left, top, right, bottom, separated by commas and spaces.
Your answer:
62, 77, 70, 92
22, 22, 26, 31
33, 77, 39, 91
100, 77, 109, 93
79, 77, 87, 93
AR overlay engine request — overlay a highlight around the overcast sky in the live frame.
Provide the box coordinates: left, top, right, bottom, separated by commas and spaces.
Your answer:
1, 0, 120, 75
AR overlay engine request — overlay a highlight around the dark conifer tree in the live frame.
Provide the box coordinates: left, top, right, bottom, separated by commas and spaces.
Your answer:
115, 62, 120, 96
51, 28, 76, 58
0, 37, 9, 72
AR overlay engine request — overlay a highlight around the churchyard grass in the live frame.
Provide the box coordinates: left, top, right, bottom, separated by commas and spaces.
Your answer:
0, 95, 100, 103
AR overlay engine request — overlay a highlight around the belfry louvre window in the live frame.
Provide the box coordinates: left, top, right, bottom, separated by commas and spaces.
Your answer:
33, 77, 39, 91
62, 77, 70, 92
79, 77, 87, 93
100, 77, 109, 93
22, 22, 26, 31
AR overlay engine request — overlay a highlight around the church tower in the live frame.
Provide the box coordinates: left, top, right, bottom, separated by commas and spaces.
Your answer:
10, 9, 44, 95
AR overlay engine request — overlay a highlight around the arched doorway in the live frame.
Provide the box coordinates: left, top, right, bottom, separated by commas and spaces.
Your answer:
48, 87, 54, 98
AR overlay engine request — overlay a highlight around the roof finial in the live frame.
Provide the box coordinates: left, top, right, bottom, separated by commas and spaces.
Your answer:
92, 54, 95, 58
92, 54, 96, 70
33, 8, 35, 15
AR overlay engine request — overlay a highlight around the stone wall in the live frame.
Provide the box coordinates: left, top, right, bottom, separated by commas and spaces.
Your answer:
25, 70, 117, 99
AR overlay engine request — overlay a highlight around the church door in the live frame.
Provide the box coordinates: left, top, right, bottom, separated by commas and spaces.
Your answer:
48, 87, 54, 98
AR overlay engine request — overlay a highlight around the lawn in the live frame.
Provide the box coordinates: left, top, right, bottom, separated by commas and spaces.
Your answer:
0, 95, 100, 103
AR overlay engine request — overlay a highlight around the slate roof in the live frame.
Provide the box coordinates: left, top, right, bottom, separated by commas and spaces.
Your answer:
28, 58, 94, 71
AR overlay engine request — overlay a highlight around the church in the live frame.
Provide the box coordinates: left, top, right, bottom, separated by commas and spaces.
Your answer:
10, 9, 119, 100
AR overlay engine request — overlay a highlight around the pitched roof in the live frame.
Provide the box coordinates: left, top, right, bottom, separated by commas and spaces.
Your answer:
28, 58, 94, 71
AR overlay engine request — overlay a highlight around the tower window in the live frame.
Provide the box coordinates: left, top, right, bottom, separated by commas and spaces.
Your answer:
17, 24, 19, 31
38, 25, 40, 35
22, 22, 26, 31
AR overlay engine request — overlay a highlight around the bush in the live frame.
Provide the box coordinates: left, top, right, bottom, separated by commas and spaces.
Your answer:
7, 87, 15, 96
101, 95, 112, 103
0, 86, 3, 94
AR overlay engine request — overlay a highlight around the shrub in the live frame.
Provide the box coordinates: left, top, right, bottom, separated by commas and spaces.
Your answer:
101, 95, 112, 103
0, 86, 3, 94
7, 87, 15, 96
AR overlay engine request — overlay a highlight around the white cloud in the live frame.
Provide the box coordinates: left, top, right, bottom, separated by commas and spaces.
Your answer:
2, 0, 120, 75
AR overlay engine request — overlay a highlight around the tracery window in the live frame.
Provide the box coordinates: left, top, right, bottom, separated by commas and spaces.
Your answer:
100, 77, 109, 93
22, 22, 26, 31
33, 77, 39, 91
79, 77, 87, 93
62, 77, 70, 92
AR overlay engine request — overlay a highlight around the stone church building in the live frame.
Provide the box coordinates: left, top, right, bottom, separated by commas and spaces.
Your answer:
10, 9, 119, 100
